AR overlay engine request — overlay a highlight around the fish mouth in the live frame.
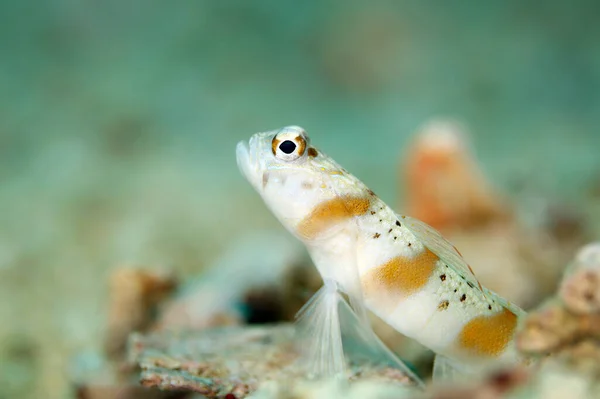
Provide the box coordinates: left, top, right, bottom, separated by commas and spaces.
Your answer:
236, 138, 261, 190
236, 140, 251, 179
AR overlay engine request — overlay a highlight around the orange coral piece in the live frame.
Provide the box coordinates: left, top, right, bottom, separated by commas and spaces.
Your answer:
402, 120, 508, 231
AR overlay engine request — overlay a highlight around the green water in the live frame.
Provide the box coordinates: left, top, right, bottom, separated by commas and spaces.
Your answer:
1, 1, 599, 397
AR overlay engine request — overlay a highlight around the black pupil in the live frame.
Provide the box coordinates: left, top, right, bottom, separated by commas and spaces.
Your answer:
279, 140, 296, 154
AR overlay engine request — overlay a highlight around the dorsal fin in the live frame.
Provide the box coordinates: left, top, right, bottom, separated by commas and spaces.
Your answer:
399, 214, 482, 291
400, 214, 526, 317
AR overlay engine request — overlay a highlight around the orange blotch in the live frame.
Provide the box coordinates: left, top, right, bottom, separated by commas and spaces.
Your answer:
362, 249, 439, 313
297, 196, 371, 239
458, 308, 518, 357
373, 249, 438, 294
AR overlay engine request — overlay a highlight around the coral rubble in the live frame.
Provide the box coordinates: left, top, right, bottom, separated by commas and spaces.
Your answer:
72, 233, 323, 398
105, 267, 178, 358
129, 325, 417, 398
517, 243, 600, 376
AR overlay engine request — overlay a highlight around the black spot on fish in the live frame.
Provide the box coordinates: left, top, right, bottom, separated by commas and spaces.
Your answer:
460, 294, 466, 302
396, 220, 401, 227
440, 274, 446, 282
373, 233, 381, 239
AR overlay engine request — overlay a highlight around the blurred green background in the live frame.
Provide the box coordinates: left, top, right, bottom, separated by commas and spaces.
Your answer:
1, 1, 599, 398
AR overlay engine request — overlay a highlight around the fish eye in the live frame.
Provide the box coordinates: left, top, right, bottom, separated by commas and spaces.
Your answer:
279, 140, 296, 154
271, 128, 307, 161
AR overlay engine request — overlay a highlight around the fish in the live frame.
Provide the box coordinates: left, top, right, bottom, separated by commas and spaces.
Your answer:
236, 126, 526, 380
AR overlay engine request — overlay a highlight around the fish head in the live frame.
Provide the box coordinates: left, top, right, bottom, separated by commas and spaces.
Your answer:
236, 126, 358, 241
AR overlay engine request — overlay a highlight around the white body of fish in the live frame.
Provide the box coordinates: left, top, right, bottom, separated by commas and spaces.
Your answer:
236, 126, 525, 367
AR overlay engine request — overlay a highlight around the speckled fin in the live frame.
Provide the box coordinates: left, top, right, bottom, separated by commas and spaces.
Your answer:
399, 214, 482, 292
481, 287, 527, 318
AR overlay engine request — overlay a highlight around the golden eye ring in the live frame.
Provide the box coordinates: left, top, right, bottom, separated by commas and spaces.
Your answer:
271, 127, 308, 161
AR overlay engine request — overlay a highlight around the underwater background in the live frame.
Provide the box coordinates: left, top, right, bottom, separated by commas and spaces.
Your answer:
1, 1, 600, 398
